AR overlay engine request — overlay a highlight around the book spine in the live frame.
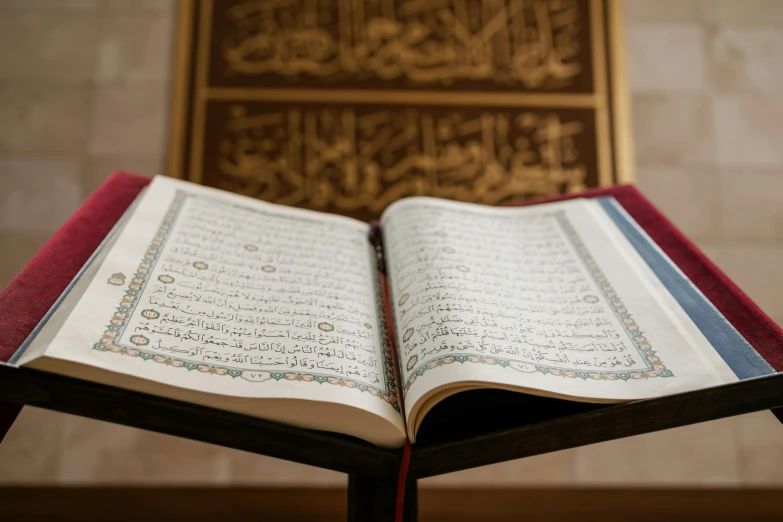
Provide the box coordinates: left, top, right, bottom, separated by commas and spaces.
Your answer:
369, 221, 386, 274
370, 221, 408, 421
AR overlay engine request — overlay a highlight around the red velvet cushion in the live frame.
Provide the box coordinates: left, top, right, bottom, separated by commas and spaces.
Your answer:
1, 175, 781, 439
0, 173, 151, 440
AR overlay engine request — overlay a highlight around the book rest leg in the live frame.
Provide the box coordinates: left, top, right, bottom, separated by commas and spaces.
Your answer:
0, 401, 22, 443
347, 475, 418, 522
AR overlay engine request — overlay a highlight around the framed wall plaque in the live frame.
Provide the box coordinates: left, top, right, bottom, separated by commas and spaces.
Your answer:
168, 0, 634, 221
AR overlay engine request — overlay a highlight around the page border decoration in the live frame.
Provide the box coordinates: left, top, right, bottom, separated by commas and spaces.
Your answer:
93, 190, 401, 413
402, 210, 672, 396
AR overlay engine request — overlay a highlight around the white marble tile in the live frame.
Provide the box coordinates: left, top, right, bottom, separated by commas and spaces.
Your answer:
58, 415, 233, 484
627, 25, 706, 93
56, 414, 139, 483
95, 16, 174, 83
0, 0, 98, 11
0, 13, 99, 82
694, 240, 727, 270
88, 83, 169, 157
735, 410, 783, 485
710, 28, 783, 93
0, 83, 91, 155
0, 407, 65, 483
636, 165, 721, 239
0, 233, 49, 288
720, 170, 783, 240
632, 94, 713, 165
84, 156, 160, 197
103, 0, 176, 15
229, 451, 344, 486
0, 157, 81, 234
707, 0, 783, 25
624, 0, 705, 23
714, 96, 783, 167
573, 417, 741, 485
701, 242, 783, 319
422, 449, 575, 487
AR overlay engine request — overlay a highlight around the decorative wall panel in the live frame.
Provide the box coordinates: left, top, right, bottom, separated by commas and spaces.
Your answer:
169, 0, 633, 220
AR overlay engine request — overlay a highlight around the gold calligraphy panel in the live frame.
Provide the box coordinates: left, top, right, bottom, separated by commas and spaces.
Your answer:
205, 102, 596, 219
211, 0, 593, 92
169, 0, 634, 221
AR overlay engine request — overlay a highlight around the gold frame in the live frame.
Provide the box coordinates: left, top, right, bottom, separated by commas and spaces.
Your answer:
166, 0, 195, 179
607, 0, 636, 183
166, 0, 636, 188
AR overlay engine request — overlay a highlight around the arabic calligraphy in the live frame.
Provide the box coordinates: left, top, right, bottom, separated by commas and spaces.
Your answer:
108, 192, 391, 391
219, 0, 586, 91
382, 201, 671, 390
215, 103, 590, 216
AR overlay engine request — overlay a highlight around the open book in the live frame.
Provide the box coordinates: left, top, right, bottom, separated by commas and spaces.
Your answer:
12, 176, 771, 448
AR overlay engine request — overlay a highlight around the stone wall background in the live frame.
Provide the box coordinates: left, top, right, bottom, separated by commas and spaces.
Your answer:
1, 0, 783, 486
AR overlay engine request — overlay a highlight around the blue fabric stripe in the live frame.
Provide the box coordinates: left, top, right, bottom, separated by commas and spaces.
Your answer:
597, 197, 773, 380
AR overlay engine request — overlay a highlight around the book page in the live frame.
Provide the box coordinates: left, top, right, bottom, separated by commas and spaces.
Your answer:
381, 197, 737, 424
26, 177, 403, 433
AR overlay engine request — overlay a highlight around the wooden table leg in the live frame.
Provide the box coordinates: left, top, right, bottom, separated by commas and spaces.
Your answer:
347, 474, 417, 522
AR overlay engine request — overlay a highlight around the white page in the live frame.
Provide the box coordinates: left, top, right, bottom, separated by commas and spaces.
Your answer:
27, 176, 404, 432
381, 197, 737, 420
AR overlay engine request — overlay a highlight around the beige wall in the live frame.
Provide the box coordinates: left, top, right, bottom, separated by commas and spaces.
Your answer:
1, 0, 782, 486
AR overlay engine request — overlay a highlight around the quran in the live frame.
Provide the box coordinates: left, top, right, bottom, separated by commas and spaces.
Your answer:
11, 176, 772, 448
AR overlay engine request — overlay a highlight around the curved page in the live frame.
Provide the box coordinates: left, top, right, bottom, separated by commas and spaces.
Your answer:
380, 197, 737, 440
20, 176, 405, 448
